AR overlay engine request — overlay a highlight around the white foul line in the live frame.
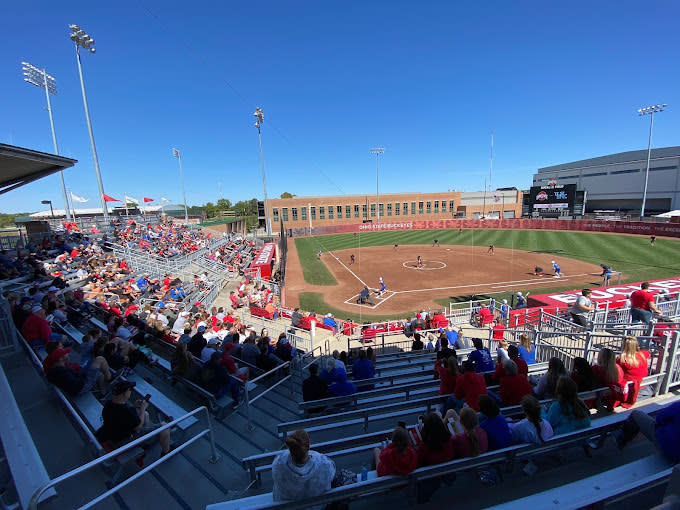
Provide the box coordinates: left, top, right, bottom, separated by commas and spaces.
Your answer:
327, 250, 367, 287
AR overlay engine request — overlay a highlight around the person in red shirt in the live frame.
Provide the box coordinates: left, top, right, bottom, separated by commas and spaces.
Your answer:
373, 427, 418, 476
447, 407, 489, 459
476, 307, 494, 326
434, 356, 458, 395
592, 347, 626, 410
630, 282, 660, 324
499, 360, 533, 406
22, 306, 59, 347
416, 412, 455, 467
617, 336, 651, 408
453, 361, 488, 411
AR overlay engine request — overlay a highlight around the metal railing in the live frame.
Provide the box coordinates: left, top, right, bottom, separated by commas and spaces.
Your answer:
28, 406, 220, 510
243, 361, 291, 430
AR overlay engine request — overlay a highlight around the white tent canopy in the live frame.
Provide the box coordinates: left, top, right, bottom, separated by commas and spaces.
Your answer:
654, 210, 680, 218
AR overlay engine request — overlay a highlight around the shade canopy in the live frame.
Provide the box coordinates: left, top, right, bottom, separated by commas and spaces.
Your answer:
0, 143, 77, 195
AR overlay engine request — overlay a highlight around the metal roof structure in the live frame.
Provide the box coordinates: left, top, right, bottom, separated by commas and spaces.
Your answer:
0, 143, 77, 195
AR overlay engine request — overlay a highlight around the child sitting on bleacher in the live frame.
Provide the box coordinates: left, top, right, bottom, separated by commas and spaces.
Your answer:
546, 377, 591, 434
510, 395, 554, 444
373, 426, 417, 477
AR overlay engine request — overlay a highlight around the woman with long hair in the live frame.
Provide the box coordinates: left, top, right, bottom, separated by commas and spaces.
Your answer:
592, 347, 625, 410
417, 412, 455, 466
434, 355, 458, 395
510, 395, 554, 444
534, 357, 567, 399
448, 407, 488, 458
373, 426, 418, 476
518, 333, 536, 364
617, 336, 650, 408
478, 395, 511, 450
546, 376, 591, 434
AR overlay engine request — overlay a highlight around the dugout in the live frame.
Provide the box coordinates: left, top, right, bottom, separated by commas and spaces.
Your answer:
251, 242, 277, 278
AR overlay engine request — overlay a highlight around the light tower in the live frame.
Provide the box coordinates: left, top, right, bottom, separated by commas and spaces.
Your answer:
370, 147, 385, 221
637, 104, 667, 218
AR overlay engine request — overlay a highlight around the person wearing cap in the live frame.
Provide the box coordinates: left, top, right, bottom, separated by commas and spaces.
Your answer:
272, 428, 335, 507
22, 305, 63, 348
551, 260, 562, 278
188, 324, 207, 358
44, 348, 110, 396
201, 352, 241, 407
322, 313, 338, 334
291, 308, 302, 328
201, 336, 221, 363
98, 380, 170, 456
515, 292, 526, 309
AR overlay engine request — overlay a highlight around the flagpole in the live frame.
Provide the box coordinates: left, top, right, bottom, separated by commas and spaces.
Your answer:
489, 130, 494, 215
124, 193, 129, 216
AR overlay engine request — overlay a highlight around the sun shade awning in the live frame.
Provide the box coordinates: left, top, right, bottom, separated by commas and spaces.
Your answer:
0, 143, 77, 195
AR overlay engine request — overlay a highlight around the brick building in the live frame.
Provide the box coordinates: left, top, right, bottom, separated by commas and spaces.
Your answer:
266, 190, 523, 230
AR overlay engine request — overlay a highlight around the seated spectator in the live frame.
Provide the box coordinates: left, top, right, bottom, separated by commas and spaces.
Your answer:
274, 333, 294, 362
171, 343, 200, 381
496, 339, 509, 362
617, 336, 650, 408
491, 320, 505, 343
468, 338, 494, 374
44, 348, 110, 396
322, 313, 337, 333
97, 380, 170, 456
508, 345, 528, 376
256, 344, 278, 372
416, 412, 455, 467
434, 356, 458, 395
570, 356, 597, 393
592, 347, 625, 410
534, 357, 567, 399
201, 352, 240, 406
201, 337, 221, 364
329, 371, 356, 397
518, 333, 536, 365
510, 395, 554, 444
448, 407, 489, 458
352, 350, 376, 391
546, 376, 591, 434
412, 332, 424, 351
302, 363, 329, 408
452, 360, 487, 412
331, 350, 346, 374
478, 395, 511, 450
22, 305, 63, 348
220, 343, 249, 381
188, 324, 207, 358
373, 426, 417, 477
615, 400, 680, 463
436, 336, 456, 360
272, 429, 336, 506
499, 360, 533, 406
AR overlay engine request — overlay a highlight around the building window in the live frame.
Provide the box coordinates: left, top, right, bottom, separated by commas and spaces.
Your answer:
311, 207, 316, 220
395, 202, 400, 216
426, 201, 431, 214
282, 208, 289, 222
434, 200, 439, 213
301, 207, 307, 221
583, 172, 607, 177
411, 202, 416, 215
610, 169, 640, 175
292, 207, 298, 221
387, 203, 392, 216
362, 204, 367, 218
403, 202, 409, 215
337, 205, 342, 218
449, 200, 455, 211
379, 203, 384, 217
418, 201, 424, 214
328, 206, 333, 219
347, 205, 352, 218
442, 199, 447, 212
370, 204, 376, 217
273, 208, 279, 222
319, 206, 325, 220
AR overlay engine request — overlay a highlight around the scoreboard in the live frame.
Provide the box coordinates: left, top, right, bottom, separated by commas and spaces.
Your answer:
529, 184, 576, 215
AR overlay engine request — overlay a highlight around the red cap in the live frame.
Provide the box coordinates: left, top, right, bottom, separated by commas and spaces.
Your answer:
42, 347, 72, 371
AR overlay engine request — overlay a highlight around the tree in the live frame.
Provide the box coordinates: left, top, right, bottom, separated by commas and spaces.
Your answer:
204, 201, 217, 218
280, 192, 296, 199
216, 198, 232, 210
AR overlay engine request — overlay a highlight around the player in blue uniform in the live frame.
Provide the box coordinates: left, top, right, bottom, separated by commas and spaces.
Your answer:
552, 260, 562, 278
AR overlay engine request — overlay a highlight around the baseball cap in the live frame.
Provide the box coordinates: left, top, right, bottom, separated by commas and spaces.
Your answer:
31, 305, 44, 313
43, 347, 72, 371
48, 286, 58, 292
198, 326, 206, 333
112, 380, 136, 395
516, 292, 522, 296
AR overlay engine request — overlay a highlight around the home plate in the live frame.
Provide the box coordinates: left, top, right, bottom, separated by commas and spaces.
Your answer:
446, 249, 451, 251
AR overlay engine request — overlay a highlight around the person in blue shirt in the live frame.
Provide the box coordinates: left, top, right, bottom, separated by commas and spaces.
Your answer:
518, 333, 536, 365
136, 275, 150, 291
552, 260, 562, 278
322, 313, 337, 333
500, 300, 509, 321
515, 292, 526, 309
616, 400, 680, 463
468, 338, 495, 374
478, 395, 511, 451
546, 376, 591, 434
329, 370, 357, 397
351, 350, 376, 391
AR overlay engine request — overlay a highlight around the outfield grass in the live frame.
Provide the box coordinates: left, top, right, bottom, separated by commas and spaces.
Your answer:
293, 229, 680, 319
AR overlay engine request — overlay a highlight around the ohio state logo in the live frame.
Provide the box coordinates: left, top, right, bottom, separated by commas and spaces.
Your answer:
536, 191, 549, 201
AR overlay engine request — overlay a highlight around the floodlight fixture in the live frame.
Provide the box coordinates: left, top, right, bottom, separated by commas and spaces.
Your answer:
637, 103, 668, 217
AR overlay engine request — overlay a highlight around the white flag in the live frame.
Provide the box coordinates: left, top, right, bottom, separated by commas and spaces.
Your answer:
124, 195, 139, 205
160, 197, 170, 203
70, 192, 89, 203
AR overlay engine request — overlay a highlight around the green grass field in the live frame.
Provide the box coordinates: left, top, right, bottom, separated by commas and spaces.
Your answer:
293, 229, 680, 321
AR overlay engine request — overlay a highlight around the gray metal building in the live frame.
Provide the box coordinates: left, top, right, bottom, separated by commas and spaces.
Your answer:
533, 146, 680, 214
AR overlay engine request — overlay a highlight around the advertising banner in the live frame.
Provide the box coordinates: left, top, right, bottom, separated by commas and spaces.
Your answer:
251, 242, 277, 278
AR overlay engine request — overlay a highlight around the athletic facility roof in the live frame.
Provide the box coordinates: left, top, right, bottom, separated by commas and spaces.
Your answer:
0, 143, 77, 195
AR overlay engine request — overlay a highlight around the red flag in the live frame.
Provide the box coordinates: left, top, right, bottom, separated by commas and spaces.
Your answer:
102, 194, 120, 202
143, 197, 154, 203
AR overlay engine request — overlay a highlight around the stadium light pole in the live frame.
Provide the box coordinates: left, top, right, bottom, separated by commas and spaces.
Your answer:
172, 148, 189, 224
253, 107, 271, 236
370, 147, 385, 222
637, 104, 667, 218
22, 62, 71, 221
69, 24, 109, 221
41, 200, 54, 218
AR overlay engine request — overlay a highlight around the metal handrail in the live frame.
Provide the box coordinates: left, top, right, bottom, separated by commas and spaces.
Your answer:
28, 406, 219, 510
249, 361, 290, 386
243, 361, 291, 430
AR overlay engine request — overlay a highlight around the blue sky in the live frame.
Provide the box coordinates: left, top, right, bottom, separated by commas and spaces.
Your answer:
2, 1, 679, 213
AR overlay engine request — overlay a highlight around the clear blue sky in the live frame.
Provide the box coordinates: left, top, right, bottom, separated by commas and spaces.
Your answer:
2, 0, 679, 213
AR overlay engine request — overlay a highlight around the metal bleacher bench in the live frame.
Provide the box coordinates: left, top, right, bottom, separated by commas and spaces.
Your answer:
219, 400, 678, 510
125, 372, 198, 430
486, 453, 675, 509
0, 363, 56, 509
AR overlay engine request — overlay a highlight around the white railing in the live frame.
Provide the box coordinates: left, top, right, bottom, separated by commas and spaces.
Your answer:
28, 406, 219, 510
